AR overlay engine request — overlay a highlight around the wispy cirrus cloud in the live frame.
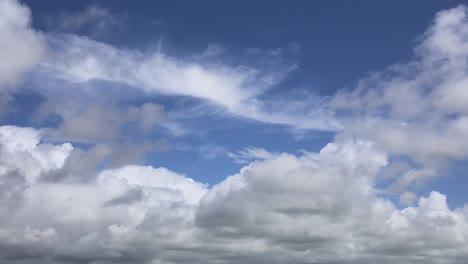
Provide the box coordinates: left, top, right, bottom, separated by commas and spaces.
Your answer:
32, 31, 339, 132
43, 5, 127, 37
227, 147, 276, 164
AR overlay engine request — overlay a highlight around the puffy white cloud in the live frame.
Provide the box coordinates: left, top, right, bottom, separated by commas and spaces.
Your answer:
196, 141, 468, 264
0, 125, 467, 263
0, 125, 207, 263
0, 126, 72, 183
0, 0, 45, 90
331, 5, 468, 189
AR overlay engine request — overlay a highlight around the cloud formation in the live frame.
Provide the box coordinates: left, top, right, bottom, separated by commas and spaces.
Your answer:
1, 126, 468, 263
0, 125, 207, 263
44, 5, 126, 37
332, 5, 468, 190
41, 35, 275, 110
34, 30, 338, 131
0, 0, 45, 91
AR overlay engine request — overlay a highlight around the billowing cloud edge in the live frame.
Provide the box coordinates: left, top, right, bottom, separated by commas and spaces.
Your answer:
0, 125, 467, 264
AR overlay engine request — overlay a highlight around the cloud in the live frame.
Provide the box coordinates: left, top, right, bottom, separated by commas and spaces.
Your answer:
196, 140, 468, 264
198, 43, 225, 58
32, 32, 340, 131
0, 125, 72, 183
0, 125, 468, 263
0, 0, 46, 91
40, 35, 273, 110
0, 0, 337, 132
399, 191, 417, 206
30, 101, 174, 181
331, 5, 468, 190
227, 147, 276, 164
0, 125, 207, 263
46, 102, 167, 143
43, 5, 126, 37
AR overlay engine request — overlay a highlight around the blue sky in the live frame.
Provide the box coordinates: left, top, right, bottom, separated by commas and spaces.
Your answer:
15, 0, 466, 185
1, 0, 468, 263
25, 0, 463, 92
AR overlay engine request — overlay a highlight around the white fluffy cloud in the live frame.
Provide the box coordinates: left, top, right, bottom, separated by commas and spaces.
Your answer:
1, 125, 468, 263
0, 126, 72, 183
332, 5, 468, 190
0, 0, 45, 91
0, 125, 207, 263
197, 141, 468, 264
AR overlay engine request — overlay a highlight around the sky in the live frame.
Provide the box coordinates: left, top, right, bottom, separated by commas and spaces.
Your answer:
1, 0, 468, 263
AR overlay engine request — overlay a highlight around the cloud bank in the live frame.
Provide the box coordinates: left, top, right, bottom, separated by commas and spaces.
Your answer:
0, 126, 468, 264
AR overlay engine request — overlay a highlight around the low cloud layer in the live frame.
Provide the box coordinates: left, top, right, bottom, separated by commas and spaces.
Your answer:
0, 126, 468, 264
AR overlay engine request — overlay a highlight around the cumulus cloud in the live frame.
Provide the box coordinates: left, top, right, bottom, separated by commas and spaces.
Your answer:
0, 126, 72, 183
28, 101, 174, 181
197, 141, 468, 264
0, 0, 46, 91
0, 125, 468, 263
332, 5, 468, 189
0, 125, 207, 263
